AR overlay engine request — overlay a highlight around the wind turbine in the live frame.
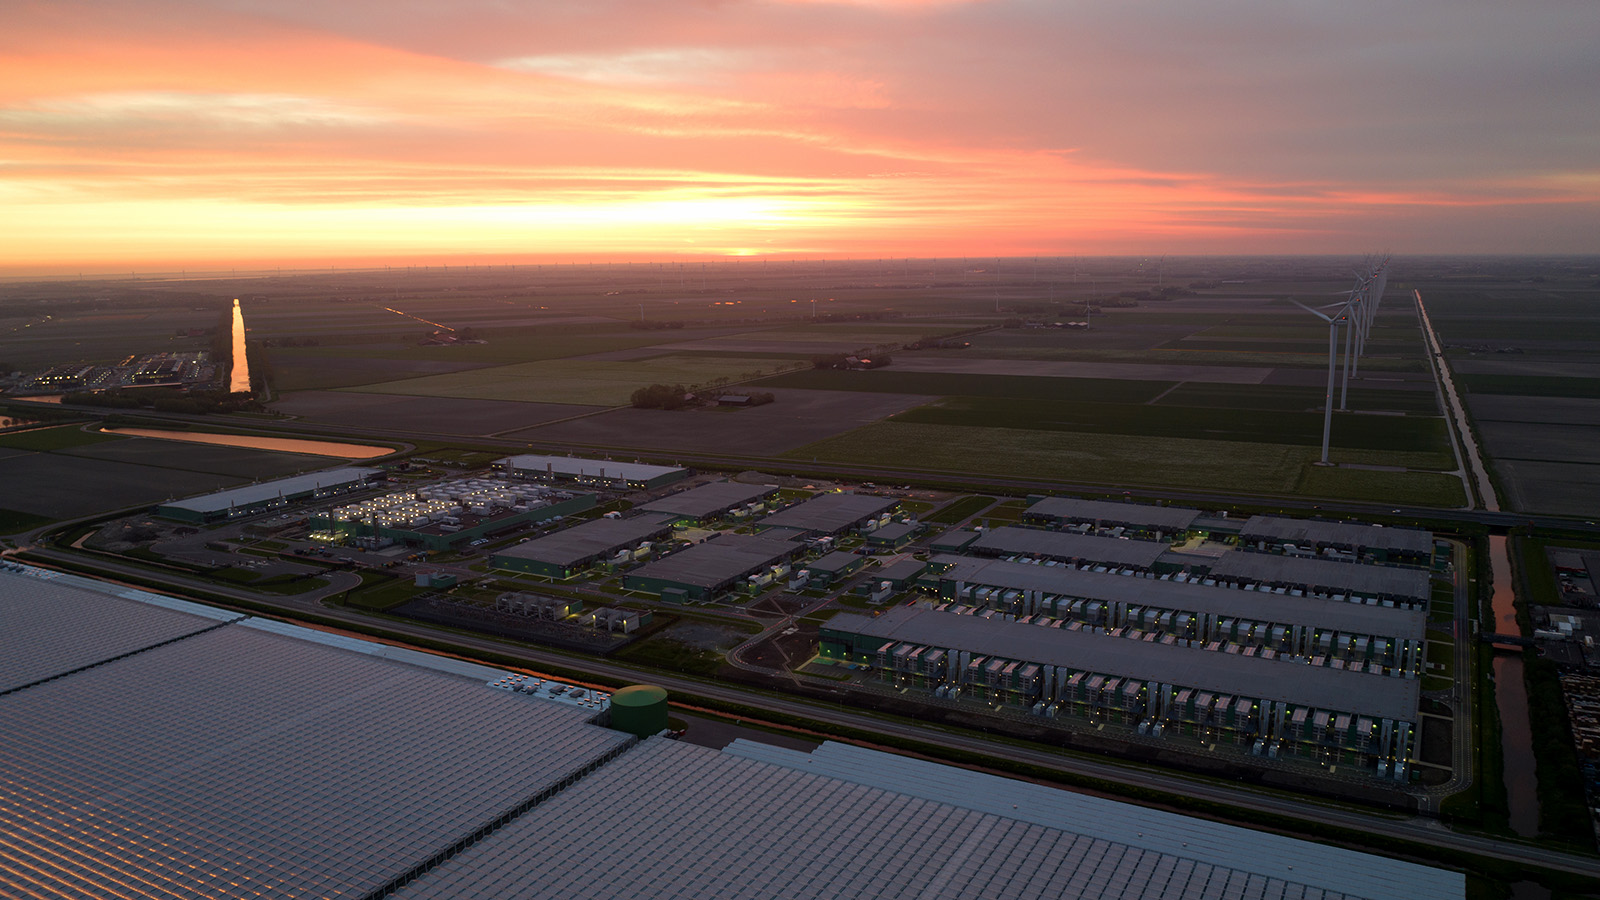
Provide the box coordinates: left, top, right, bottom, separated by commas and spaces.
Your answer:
1293, 296, 1357, 465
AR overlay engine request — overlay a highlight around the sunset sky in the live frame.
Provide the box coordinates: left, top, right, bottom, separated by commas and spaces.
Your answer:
4, 0, 1598, 273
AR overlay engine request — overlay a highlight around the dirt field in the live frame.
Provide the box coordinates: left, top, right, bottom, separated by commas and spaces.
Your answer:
1451, 357, 1600, 378
507, 388, 927, 456
273, 390, 602, 436
269, 351, 497, 392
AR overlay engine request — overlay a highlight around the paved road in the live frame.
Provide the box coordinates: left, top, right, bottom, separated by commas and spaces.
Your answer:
14, 545, 1599, 879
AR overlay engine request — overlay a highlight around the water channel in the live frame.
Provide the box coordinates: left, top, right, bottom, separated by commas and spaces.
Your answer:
101, 427, 390, 459
229, 298, 251, 394
1416, 290, 1539, 833
1488, 535, 1540, 836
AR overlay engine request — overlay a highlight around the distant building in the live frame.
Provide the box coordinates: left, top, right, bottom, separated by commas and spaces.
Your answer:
495, 454, 690, 491
156, 467, 385, 524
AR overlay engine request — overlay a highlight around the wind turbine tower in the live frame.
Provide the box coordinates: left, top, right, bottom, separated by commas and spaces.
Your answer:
1293, 296, 1357, 465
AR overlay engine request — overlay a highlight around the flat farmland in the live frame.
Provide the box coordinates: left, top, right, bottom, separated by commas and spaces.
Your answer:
894, 396, 1453, 457
1478, 422, 1600, 466
1467, 395, 1600, 426
1154, 382, 1440, 415
509, 388, 928, 456
1457, 374, 1600, 398
755, 369, 1174, 403
344, 355, 805, 406
0, 309, 216, 368
1492, 460, 1600, 517
783, 421, 1464, 504
0, 450, 243, 519
275, 391, 600, 436
58, 438, 333, 479
870, 356, 1276, 383
269, 351, 498, 392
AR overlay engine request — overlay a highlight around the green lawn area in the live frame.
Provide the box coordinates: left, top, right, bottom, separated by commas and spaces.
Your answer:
924, 495, 995, 524
345, 354, 803, 406
788, 421, 1466, 504
0, 426, 123, 452
1293, 466, 1467, 508
0, 508, 55, 533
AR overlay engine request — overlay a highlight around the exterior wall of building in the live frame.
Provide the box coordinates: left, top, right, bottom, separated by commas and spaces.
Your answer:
936, 580, 1421, 677
818, 622, 1416, 779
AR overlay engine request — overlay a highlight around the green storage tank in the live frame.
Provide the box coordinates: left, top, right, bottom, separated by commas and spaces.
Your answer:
609, 684, 669, 738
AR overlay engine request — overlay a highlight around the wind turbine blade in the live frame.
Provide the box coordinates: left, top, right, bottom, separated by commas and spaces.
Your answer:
1291, 299, 1334, 322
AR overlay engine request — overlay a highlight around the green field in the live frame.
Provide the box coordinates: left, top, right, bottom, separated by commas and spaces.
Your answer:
0, 426, 124, 452
786, 421, 1462, 502
345, 355, 807, 406
894, 397, 1454, 456
757, 369, 1174, 403
0, 507, 55, 532
924, 495, 995, 524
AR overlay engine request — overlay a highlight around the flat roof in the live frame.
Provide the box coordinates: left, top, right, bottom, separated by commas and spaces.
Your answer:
971, 526, 1169, 569
497, 453, 686, 482
393, 736, 1458, 900
1240, 516, 1434, 556
158, 466, 382, 514
756, 492, 897, 534
933, 556, 1425, 641
627, 533, 802, 589
639, 481, 777, 518
868, 521, 918, 540
1026, 497, 1201, 531
0, 577, 631, 899
492, 513, 676, 568
830, 605, 1419, 721
877, 559, 929, 582
1209, 552, 1432, 601
806, 550, 864, 574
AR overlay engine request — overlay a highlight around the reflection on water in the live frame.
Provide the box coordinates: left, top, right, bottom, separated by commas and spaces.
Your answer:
0, 416, 41, 430
1489, 534, 1540, 836
229, 299, 251, 394
102, 427, 389, 459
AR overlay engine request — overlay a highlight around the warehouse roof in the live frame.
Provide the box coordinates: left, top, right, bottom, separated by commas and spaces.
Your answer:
1209, 552, 1432, 601
1026, 497, 1201, 531
756, 492, 897, 534
627, 533, 803, 589
971, 526, 1170, 569
639, 481, 776, 519
829, 606, 1419, 720
934, 556, 1425, 641
158, 466, 382, 515
1240, 516, 1434, 556
493, 513, 676, 568
393, 735, 1456, 900
0, 570, 631, 900
498, 453, 687, 483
